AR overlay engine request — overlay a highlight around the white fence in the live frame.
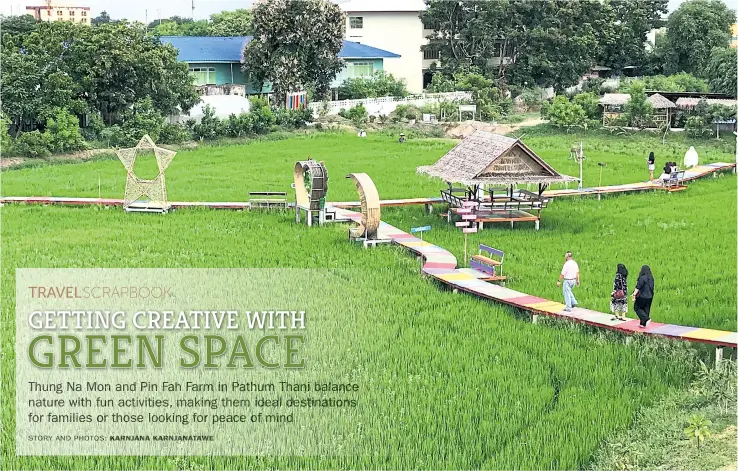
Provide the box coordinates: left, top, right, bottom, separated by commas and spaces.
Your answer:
309, 91, 473, 117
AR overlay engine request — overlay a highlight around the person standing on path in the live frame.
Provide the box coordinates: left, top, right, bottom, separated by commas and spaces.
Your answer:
610, 263, 629, 321
632, 265, 655, 328
557, 251, 580, 311
647, 152, 656, 182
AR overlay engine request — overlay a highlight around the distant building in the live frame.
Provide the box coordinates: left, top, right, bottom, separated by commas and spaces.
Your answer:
159, 36, 400, 97
336, 0, 427, 93
26, 1, 90, 24
731, 23, 737, 48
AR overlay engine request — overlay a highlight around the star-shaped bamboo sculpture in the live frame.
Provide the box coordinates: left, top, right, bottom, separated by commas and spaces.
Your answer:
115, 135, 177, 210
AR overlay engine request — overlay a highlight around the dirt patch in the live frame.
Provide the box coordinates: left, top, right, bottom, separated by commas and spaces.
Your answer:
444, 118, 547, 139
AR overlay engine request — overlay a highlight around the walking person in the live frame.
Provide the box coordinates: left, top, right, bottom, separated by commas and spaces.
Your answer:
556, 251, 579, 312
610, 264, 628, 321
632, 265, 654, 328
647, 152, 655, 182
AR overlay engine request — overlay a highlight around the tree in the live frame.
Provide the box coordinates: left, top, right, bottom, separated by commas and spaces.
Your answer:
624, 82, 653, 128
0, 15, 39, 43
209, 9, 252, 36
91, 10, 112, 26
664, 0, 735, 76
150, 18, 210, 36
1, 20, 199, 134
705, 47, 738, 95
572, 92, 602, 120
547, 95, 586, 130
337, 71, 408, 100
422, 0, 609, 91
243, 0, 344, 103
597, 0, 668, 73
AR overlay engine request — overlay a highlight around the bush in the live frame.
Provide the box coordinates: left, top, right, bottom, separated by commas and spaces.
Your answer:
14, 130, 52, 157
519, 87, 543, 111
623, 82, 652, 129
274, 107, 313, 129
1, 112, 13, 154
547, 95, 586, 130
118, 98, 165, 145
345, 104, 369, 126
337, 71, 408, 100
192, 105, 222, 140
685, 116, 712, 138
425, 72, 456, 93
392, 104, 410, 123
45, 108, 86, 153
159, 123, 191, 144
540, 100, 551, 119
572, 92, 602, 120
81, 113, 106, 141
580, 78, 605, 95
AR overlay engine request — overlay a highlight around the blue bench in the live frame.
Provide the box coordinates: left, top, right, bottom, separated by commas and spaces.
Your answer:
470, 244, 505, 279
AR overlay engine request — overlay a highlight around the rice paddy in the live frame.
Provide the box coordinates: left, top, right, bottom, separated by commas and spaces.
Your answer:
1, 129, 736, 469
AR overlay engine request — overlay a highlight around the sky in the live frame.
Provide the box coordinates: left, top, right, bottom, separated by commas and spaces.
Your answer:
0, 0, 727, 23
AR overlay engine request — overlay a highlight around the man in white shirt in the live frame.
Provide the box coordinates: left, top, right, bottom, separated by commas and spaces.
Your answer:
556, 251, 580, 311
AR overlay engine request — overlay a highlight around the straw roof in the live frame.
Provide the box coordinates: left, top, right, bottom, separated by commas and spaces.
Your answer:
600, 93, 630, 106
647, 93, 676, 109
416, 131, 577, 185
676, 97, 738, 109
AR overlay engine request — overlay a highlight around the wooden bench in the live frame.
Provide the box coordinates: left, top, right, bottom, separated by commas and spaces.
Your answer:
248, 191, 288, 210
470, 244, 506, 281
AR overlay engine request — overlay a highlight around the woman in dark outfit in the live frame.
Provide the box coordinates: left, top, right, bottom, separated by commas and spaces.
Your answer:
647, 152, 656, 182
632, 265, 655, 327
610, 264, 628, 321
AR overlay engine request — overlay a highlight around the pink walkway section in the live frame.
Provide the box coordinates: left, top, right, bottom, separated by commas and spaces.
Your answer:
333, 207, 736, 348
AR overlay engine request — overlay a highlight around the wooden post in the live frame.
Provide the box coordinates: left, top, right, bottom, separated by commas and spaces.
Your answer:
532, 314, 539, 324
463, 232, 468, 265
715, 346, 724, 370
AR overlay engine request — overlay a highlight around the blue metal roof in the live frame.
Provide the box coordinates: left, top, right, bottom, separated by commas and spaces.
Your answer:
160, 36, 400, 63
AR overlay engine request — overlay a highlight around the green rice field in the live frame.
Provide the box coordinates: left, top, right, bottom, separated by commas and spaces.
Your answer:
1, 129, 736, 469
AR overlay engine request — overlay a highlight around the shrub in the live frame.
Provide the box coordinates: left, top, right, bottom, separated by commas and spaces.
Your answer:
572, 92, 602, 120
337, 71, 408, 100
345, 104, 369, 126
45, 108, 86, 153
81, 113, 106, 141
392, 104, 410, 123
519, 87, 543, 111
159, 123, 191, 144
426, 72, 456, 93
275, 107, 313, 129
580, 78, 604, 95
685, 116, 712, 138
1, 112, 13, 154
192, 105, 222, 140
119, 98, 165, 145
540, 100, 551, 119
248, 99, 276, 134
14, 130, 52, 157
547, 96, 586, 130
623, 82, 652, 129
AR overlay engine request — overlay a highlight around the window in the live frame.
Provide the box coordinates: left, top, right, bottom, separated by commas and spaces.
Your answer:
81, 18, 87, 23
57, 10, 63, 16
69, 10, 75, 16
189, 67, 217, 85
81, 11, 87, 16
423, 47, 440, 60
423, 19, 439, 30
348, 62, 373, 78
349, 16, 363, 29
492, 42, 503, 58
47, 9, 52, 16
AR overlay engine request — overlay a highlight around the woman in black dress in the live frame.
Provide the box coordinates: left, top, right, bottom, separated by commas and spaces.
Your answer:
632, 265, 655, 327
610, 264, 628, 321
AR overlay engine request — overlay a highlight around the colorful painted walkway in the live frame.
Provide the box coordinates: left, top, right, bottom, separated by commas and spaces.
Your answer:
333, 206, 737, 348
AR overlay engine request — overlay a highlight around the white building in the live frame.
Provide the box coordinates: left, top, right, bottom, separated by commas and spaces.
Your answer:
26, 2, 91, 24
336, 0, 428, 93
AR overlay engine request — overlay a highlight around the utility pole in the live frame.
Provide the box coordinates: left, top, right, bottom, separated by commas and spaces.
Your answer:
191, 0, 195, 19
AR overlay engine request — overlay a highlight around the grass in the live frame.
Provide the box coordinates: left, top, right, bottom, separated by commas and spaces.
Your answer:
1, 128, 734, 201
0, 206, 698, 470
1, 129, 735, 469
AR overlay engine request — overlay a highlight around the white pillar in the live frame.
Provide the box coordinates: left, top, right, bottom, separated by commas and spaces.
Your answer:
532, 314, 539, 324
715, 347, 724, 369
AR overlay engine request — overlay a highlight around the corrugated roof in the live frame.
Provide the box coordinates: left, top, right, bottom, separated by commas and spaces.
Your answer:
416, 130, 577, 185
160, 36, 400, 62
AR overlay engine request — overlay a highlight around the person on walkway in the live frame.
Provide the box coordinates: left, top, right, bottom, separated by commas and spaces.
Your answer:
556, 251, 579, 311
647, 152, 655, 182
632, 265, 654, 328
610, 263, 628, 321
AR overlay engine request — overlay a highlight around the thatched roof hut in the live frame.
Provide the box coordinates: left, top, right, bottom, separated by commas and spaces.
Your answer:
675, 97, 738, 110
600, 93, 631, 106
647, 93, 677, 109
417, 131, 577, 186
